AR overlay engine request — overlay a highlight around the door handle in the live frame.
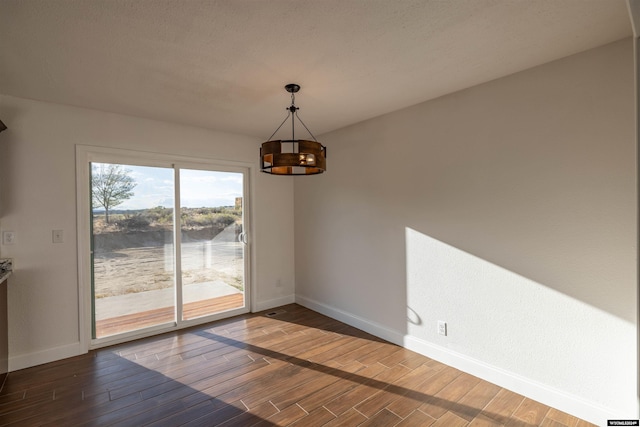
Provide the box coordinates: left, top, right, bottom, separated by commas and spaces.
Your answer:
238, 231, 248, 245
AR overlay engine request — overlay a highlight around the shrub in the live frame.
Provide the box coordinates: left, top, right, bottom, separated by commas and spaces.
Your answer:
146, 206, 173, 224
118, 215, 151, 230
184, 213, 236, 228
213, 214, 236, 227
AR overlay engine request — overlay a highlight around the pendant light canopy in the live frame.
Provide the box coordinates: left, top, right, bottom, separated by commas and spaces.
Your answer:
260, 84, 326, 175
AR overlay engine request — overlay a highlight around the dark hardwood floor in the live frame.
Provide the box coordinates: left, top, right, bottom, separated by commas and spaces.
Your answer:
0, 304, 595, 426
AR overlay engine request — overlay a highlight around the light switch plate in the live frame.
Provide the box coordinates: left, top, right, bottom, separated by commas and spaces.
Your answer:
52, 229, 64, 244
2, 231, 16, 245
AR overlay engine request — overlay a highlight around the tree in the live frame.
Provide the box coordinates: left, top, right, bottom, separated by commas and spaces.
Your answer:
91, 164, 136, 223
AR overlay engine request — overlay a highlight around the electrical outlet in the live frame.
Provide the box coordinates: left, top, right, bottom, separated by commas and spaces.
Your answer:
52, 229, 64, 244
2, 231, 15, 245
437, 320, 447, 336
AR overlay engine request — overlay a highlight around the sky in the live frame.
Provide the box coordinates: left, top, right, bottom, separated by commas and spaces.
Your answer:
92, 163, 243, 211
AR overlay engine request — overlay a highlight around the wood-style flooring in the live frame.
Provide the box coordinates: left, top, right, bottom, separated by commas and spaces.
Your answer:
0, 304, 595, 426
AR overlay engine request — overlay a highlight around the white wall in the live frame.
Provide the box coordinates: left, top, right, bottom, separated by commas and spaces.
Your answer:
295, 38, 637, 424
0, 95, 295, 369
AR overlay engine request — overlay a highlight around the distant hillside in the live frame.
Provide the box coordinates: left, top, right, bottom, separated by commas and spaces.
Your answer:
93, 206, 241, 234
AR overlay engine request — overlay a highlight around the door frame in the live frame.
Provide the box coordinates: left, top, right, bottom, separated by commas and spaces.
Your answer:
76, 145, 254, 350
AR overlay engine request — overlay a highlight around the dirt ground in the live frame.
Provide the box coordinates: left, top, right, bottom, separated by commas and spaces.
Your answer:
93, 241, 244, 298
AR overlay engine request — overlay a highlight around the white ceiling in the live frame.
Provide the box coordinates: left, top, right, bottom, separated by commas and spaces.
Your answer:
0, 0, 633, 139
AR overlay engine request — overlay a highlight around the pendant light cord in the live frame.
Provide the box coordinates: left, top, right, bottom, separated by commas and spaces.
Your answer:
294, 112, 318, 142
265, 89, 318, 142
266, 112, 290, 142
291, 93, 295, 141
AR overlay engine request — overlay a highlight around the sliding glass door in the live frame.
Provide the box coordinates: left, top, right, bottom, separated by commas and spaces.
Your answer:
86, 155, 249, 344
179, 169, 245, 321
92, 163, 176, 338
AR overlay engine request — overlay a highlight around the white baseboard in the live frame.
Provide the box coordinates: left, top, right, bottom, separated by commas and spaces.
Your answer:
295, 294, 622, 426
253, 294, 295, 313
9, 341, 86, 372
9, 296, 296, 370
295, 295, 404, 346
403, 335, 618, 426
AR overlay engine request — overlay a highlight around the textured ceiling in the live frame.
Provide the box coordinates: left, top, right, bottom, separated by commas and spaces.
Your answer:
0, 0, 633, 139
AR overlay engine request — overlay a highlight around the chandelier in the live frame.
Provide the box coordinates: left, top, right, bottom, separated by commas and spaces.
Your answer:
260, 84, 326, 175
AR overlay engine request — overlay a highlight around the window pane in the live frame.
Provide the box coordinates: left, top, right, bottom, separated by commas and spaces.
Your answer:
92, 163, 175, 338
180, 169, 245, 320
